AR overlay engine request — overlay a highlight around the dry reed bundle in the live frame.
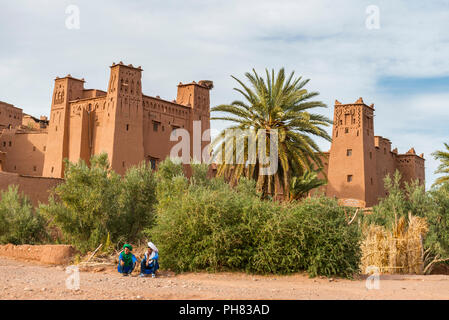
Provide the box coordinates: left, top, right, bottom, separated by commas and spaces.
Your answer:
361, 212, 428, 274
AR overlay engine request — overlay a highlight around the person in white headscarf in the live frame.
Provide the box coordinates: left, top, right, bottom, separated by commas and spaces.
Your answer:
140, 241, 159, 278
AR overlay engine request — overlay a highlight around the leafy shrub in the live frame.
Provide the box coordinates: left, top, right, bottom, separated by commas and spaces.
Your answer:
146, 158, 361, 278
425, 183, 449, 268
253, 197, 361, 277
117, 162, 157, 240
0, 185, 48, 244
40, 153, 157, 253
364, 171, 434, 228
190, 162, 209, 187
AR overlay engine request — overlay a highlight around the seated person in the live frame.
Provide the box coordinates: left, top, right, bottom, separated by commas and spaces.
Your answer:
140, 241, 159, 278
117, 244, 137, 276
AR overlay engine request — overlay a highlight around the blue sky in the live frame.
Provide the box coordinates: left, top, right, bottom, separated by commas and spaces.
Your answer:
0, 0, 448, 187
377, 76, 449, 95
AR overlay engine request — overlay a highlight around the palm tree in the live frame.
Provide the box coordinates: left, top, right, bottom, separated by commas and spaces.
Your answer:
289, 170, 327, 200
211, 68, 332, 199
432, 143, 449, 186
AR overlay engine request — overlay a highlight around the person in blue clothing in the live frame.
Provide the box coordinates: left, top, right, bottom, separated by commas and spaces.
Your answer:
117, 244, 137, 276
140, 241, 159, 278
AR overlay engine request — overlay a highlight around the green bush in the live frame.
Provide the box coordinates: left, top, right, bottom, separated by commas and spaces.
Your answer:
40, 153, 157, 253
117, 162, 157, 241
425, 183, 449, 261
146, 159, 361, 278
0, 185, 48, 244
364, 170, 434, 228
253, 197, 361, 277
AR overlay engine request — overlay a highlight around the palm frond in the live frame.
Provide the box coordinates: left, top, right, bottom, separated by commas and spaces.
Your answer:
211, 68, 332, 199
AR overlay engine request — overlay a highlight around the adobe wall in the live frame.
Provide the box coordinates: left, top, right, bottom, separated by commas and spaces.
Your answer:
0, 151, 5, 171
143, 96, 191, 164
101, 63, 145, 175
0, 129, 48, 176
82, 89, 106, 99
0, 244, 74, 265
374, 137, 396, 200
360, 104, 378, 207
325, 98, 425, 207
326, 101, 370, 204
178, 83, 212, 163
0, 171, 62, 206
42, 76, 85, 178
67, 96, 107, 165
396, 154, 425, 186
0, 101, 22, 129
22, 115, 44, 130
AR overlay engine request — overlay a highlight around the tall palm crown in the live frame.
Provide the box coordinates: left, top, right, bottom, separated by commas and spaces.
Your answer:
211, 68, 332, 199
432, 143, 449, 186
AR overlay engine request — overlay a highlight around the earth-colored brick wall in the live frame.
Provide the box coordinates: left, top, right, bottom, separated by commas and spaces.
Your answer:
0, 171, 62, 205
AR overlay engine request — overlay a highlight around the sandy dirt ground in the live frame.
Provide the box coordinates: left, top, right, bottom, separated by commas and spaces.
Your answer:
1, 256, 449, 300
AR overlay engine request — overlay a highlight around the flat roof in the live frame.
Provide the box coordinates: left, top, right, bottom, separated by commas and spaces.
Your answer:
55, 75, 85, 82
0, 101, 22, 111
142, 94, 191, 110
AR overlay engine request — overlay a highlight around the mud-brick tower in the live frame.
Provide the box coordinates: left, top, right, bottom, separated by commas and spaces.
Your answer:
326, 98, 378, 207
176, 80, 213, 162
99, 62, 145, 175
43, 75, 85, 178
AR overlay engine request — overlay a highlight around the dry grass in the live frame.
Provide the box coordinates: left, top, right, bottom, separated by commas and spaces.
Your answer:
361, 212, 428, 274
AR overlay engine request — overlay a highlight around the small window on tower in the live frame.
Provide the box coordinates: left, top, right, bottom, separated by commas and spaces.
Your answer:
126, 124, 129, 131
347, 175, 353, 182
153, 121, 160, 132
149, 158, 158, 170
33, 166, 37, 172
347, 149, 352, 156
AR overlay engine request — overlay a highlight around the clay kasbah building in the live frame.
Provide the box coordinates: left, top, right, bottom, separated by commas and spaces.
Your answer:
0, 62, 424, 207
